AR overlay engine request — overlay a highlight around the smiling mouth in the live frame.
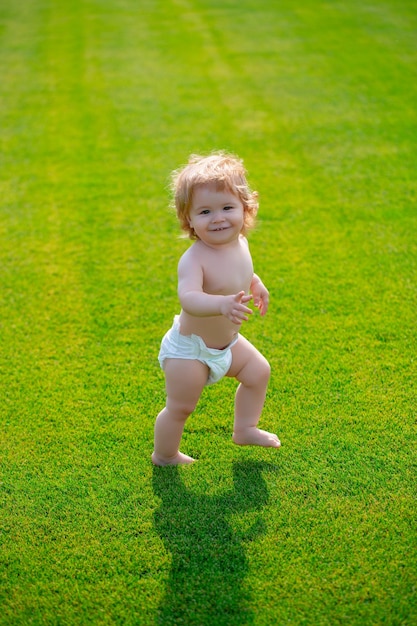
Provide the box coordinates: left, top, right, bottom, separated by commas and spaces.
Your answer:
211, 227, 228, 231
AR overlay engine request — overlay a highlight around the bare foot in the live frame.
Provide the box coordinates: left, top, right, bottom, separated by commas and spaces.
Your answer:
233, 428, 281, 448
151, 451, 196, 466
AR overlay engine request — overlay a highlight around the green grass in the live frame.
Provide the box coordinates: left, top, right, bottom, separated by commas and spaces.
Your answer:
1, 0, 416, 624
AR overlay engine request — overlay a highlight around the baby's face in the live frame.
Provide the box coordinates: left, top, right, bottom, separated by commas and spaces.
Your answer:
188, 184, 245, 247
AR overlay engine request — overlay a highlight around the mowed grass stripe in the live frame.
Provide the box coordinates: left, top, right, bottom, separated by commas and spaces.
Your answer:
2, 2, 162, 622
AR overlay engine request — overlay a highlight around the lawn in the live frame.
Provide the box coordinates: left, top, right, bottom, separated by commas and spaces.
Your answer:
1, 0, 416, 624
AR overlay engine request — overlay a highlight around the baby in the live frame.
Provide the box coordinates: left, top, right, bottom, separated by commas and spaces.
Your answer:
152, 152, 281, 466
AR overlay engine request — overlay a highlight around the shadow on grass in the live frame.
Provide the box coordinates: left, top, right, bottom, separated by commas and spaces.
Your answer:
152, 460, 274, 626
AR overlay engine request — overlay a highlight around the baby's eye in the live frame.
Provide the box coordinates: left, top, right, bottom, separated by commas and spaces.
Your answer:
223, 205, 233, 211
200, 209, 210, 215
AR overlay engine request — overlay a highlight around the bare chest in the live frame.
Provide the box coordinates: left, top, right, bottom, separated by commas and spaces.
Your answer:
201, 246, 254, 295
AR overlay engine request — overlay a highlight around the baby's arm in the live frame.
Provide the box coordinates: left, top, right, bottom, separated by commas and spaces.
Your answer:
178, 254, 253, 324
250, 274, 269, 316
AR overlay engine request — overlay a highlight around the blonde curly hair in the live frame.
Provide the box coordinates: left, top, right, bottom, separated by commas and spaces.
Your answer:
171, 152, 259, 239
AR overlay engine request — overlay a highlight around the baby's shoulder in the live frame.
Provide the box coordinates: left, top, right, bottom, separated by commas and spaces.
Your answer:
180, 240, 209, 261
239, 234, 249, 249
178, 242, 203, 271
180, 241, 200, 261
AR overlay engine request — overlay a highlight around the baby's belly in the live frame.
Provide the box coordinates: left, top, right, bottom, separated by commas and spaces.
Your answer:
178, 311, 239, 349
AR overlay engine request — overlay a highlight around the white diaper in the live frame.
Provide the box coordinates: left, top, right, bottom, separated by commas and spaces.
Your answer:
158, 316, 239, 385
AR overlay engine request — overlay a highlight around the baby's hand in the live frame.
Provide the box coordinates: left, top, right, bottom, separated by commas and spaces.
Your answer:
251, 280, 269, 316
221, 291, 253, 324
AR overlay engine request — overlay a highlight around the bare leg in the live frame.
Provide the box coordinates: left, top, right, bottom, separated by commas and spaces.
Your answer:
152, 358, 208, 466
227, 336, 280, 448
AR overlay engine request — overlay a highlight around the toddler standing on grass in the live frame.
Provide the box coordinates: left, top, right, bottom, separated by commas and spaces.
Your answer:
152, 152, 281, 466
